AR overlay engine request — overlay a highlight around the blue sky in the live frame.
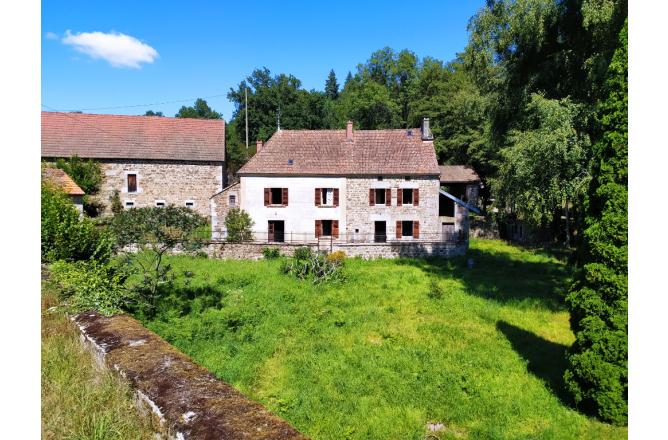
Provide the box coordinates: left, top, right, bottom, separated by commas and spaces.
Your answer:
42, 1, 485, 121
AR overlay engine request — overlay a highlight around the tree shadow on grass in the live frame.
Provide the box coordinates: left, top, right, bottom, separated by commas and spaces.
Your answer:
396, 245, 570, 311
496, 320, 572, 407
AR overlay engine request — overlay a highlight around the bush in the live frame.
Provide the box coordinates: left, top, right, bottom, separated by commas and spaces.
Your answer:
49, 261, 135, 316
41, 183, 114, 263
427, 279, 444, 300
110, 190, 123, 215
224, 208, 254, 242
281, 249, 344, 285
262, 247, 281, 259
55, 155, 104, 217
325, 250, 346, 265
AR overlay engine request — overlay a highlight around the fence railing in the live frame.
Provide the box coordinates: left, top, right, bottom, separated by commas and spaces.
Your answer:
209, 230, 467, 245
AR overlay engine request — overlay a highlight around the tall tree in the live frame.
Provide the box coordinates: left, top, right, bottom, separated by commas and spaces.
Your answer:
564, 20, 627, 426
325, 69, 339, 100
175, 98, 222, 119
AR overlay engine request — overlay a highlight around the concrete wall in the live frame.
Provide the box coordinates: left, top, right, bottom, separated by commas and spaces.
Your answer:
345, 176, 441, 241
240, 176, 347, 241
97, 159, 224, 218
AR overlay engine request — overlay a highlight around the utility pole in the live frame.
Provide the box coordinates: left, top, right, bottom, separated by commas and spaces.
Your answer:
245, 86, 249, 150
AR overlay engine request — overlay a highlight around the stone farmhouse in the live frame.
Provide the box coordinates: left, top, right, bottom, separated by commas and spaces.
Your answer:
41, 111, 226, 218
211, 119, 481, 250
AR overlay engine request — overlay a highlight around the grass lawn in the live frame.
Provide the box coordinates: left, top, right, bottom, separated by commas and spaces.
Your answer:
41, 279, 155, 439
140, 239, 627, 439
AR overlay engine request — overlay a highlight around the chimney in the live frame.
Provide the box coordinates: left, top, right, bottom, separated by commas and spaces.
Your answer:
256, 140, 263, 151
421, 117, 433, 141
346, 120, 354, 141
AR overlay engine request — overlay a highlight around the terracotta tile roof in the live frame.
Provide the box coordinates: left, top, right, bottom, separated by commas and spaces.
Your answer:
439, 165, 481, 183
42, 167, 85, 195
238, 128, 440, 176
41, 112, 225, 162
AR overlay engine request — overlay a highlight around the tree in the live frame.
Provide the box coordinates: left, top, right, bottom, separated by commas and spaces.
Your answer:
325, 69, 339, 100
111, 206, 207, 315
55, 155, 104, 217
492, 94, 591, 246
176, 98, 222, 119
224, 208, 254, 242
564, 20, 627, 426
144, 110, 164, 116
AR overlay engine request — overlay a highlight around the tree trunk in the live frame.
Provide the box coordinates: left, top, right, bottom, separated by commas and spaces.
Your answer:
564, 199, 570, 248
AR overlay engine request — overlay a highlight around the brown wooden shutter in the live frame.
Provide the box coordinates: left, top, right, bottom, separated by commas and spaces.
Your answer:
315, 188, 321, 206
268, 221, 274, 241
333, 220, 339, 238
333, 188, 339, 207
127, 174, 137, 193
282, 188, 288, 206
315, 220, 322, 238
397, 188, 403, 206
264, 188, 270, 206
413, 221, 420, 239
413, 188, 419, 206
369, 188, 375, 205
385, 188, 391, 206
396, 221, 402, 239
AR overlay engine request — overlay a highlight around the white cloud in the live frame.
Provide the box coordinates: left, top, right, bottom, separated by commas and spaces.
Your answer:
62, 30, 158, 68
44, 32, 59, 40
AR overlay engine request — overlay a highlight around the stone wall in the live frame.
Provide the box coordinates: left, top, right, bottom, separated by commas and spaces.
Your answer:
96, 159, 224, 218
201, 240, 467, 260
210, 183, 240, 239
345, 176, 441, 241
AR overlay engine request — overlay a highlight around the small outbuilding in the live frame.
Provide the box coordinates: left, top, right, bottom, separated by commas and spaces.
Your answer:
42, 167, 85, 214
439, 165, 482, 239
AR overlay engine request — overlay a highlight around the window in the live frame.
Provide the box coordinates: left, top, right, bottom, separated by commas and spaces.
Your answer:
377, 176, 383, 181
155, 200, 165, 207
396, 220, 420, 239
185, 200, 195, 208
315, 219, 339, 238
315, 188, 339, 206
374, 221, 386, 243
375, 188, 386, 205
124, 201, 134, 208
264, 188, 288, 206
402, 189, 413, 205
127, 174, 137, 193
229, 195, 236, 206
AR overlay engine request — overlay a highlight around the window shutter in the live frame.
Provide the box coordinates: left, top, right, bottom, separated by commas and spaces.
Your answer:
264, 188, 270, 206
413, 221, 420, 239
282, 188, 288, 206
333, 220, 339, 239
369, 188, 375, 205
397, 188, 403, 206
315, 188, 321, 206
385, 188, 391, 206
396, 221, 402, 239
333, 188, 339, 207
413, 188, 419, 206
315, 220, 322, 238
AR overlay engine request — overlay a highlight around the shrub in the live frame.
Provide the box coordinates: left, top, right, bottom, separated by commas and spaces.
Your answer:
281, 249, 344, 285
41, 183, 114, 263
262, 247, 281, 259
225, 208, 254, 242
427, 279, 444, 300
49, 260, 135, 316
325, 250, 346, 265
110, 190, 123, 215
55, 155, 105, 217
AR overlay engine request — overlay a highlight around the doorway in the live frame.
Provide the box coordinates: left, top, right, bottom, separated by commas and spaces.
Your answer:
268, 220, 284, 242
322, 220, 333, 236
374, 221, 386, 243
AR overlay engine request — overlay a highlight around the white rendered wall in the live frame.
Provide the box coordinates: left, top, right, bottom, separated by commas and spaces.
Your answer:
240, 176, 347, 241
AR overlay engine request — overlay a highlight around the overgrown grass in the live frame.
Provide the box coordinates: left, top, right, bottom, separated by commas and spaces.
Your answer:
139, 239, 627, 439
41, 280, 155, 439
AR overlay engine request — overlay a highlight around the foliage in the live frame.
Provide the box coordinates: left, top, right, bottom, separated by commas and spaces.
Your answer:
138, 240, 625, 439
492, 94, 591, 245
144, 110, 164, 116
325, 250, 346, 265
49, 260, 135, 316
427, 278, 445, 300
41, 285, 155, 438
55, 155, 105, 216
110, 206, 207, 315
281, 248, 344, 285
175, 98, 222, 119
564, 20, 627, 426
262, 247, 281, 259
324, 69, 339, 100
110, 190, 123, 215
224, 208, 255, 242
41, 183, 114, 263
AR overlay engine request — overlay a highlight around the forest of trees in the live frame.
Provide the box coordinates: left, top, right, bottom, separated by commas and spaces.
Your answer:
172, 0, 627, 424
